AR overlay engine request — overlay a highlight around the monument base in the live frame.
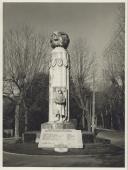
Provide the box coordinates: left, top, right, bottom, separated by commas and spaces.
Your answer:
41, 121, 77, 129
38, 128, 83, 149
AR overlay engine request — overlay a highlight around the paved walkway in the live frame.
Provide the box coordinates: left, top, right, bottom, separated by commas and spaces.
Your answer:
96, 129, 125, 148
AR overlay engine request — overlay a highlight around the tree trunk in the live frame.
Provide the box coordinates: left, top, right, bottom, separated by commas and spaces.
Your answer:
82, 110, 85, 129
22, 98, 28, 132
101, 112, 104, 128
92, 72, 95, 133
95, 116, 97, 127
14, 104, 20, 139
87, 119, 91, 132
111, 114, 113, 129
85, 113, 91, 132
24, 109, 28, 132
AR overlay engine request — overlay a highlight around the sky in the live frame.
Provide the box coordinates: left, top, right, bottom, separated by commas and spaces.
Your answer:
3, 3, 121, 54
3, 3, 123, 81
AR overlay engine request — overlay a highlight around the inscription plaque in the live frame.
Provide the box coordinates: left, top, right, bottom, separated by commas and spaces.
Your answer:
38, 129, 83, 148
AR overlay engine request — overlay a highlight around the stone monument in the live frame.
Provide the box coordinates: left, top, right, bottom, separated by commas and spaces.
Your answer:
49, 31, 70, 123
38, 32, 83, 150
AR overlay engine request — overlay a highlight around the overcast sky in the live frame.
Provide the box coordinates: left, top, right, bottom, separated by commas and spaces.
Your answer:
4, 3, 122, 53
3, 3, 124, 81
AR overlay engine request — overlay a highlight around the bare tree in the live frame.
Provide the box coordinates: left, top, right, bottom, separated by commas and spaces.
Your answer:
103, 4, 125, 130
3, 26, 48, 138
70, 39, 94, 131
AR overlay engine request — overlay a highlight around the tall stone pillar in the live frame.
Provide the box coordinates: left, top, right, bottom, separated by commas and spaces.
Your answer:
41, 32, 74, 129
49, 32, 70, 122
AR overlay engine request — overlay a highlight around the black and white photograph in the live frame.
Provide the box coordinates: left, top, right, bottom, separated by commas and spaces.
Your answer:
2, 1, 126, 167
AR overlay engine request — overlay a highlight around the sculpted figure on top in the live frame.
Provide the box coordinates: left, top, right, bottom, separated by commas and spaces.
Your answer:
50, 31, 70, 49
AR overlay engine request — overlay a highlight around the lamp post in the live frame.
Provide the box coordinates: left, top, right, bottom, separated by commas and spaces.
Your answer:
13, 87, 21, 139
92, 61, 96, 133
